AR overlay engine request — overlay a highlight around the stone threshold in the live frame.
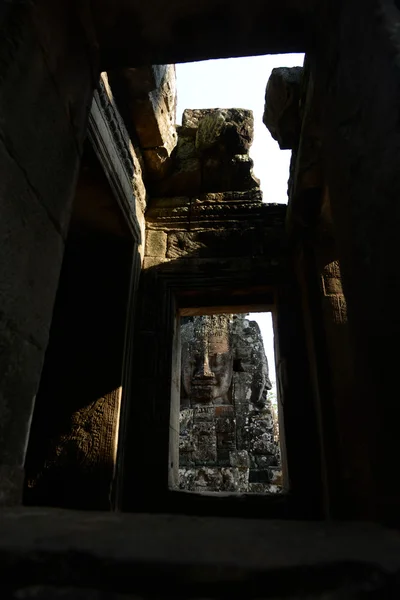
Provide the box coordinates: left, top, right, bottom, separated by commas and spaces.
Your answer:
0, 508, 400, 597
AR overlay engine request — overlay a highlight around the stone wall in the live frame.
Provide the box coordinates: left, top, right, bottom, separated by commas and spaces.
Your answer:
0, 1, 98, 505
179, 315, 282, 494
263, 56, 365, 518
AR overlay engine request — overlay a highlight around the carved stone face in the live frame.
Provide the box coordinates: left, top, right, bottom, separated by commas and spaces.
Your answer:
181, 316, 233, 404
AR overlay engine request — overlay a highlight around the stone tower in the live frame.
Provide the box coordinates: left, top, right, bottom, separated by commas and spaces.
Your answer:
179, 315, 282, 493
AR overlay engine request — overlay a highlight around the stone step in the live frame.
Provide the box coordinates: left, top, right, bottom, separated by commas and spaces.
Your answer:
0, 508, 400, 598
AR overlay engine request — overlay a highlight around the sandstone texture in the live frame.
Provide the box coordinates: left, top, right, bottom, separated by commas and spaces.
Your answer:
109, 65, 178, 182
179, 314, 281, 493
264, 66, 303, 150
155, 108, 259, 196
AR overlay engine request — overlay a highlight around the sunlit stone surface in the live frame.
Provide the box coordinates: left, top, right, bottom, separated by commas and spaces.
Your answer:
179, 315, 282, 493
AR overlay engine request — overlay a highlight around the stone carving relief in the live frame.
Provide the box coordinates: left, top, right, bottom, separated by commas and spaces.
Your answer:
181, 315, 233, 405
179, 315, 282, 494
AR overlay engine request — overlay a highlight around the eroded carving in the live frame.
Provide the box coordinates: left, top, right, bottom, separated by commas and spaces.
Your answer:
179, 315, 281, 494
181, 315, 233, 405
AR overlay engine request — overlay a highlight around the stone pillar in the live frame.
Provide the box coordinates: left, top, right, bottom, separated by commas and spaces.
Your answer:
316, 0, 400, 520
0, 1, 97, 504
274, 282, 324, 517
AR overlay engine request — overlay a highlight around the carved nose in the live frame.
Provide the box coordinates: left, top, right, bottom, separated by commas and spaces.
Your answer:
194, 354, 214, 380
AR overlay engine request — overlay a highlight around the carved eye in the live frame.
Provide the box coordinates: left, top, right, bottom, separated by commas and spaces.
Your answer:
190, 353, 201, 366
211, 353, 223, 366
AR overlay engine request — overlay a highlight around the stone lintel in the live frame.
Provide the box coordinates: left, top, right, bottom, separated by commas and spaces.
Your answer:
97, 1, 314, 68
146, 197, 286, 230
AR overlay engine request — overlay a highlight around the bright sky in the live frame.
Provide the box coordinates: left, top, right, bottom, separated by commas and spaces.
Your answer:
176, 54, 304, 390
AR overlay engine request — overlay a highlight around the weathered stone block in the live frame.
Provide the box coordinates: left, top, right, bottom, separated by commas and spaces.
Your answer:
129, 94, 177, 153
249, 469, 271, 483
217, 448, 231, 466
193, 406, 214, 422
251, 412, 274, 430
220, 467, 249, 492
249, 418, 274, 439
154, 158, 201, 196
248, 483, 281, 494
196, 112, 226, 152
193, 422, 215, 436
268, 467, 283, 485
255, 454, 279, 468
179, 409, 193, 434
142, 256, 169, 270
179, 435, 195, 453
217, 432, 236, 450
184, 108, 254, 154
192, 423, 217, 464
193, 467, 223, 491
233, 372, 253, 404
198, 189, 263, 202
111, 66, 177, 185
229, 450, 250, 468
216, 417, 236, 433
229, 155, 260, 190
182, 109, 206, 128
193, 446, 217, 465
179, 452, 194, 467
148, 197, 191, 211
145, 230, 167, 257
111, 65, 170, 98
176, 125, 197, 139
248, 483, 268, 494
264, 66, 303, 150
166, 232, 207, 259
142, 147, 172, 181
202, 155, 258, 192
131, 144, 148, 216
112, 65, 177, 157
178, 468, 196, 491
214, 405, 234, 417
166, 227, 281, 260
251, 433, 276, 455
176, 135, 199, 162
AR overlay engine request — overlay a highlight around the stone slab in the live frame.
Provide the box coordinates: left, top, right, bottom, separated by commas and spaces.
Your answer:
144, 230, 167, 257
1, 509, 400, 598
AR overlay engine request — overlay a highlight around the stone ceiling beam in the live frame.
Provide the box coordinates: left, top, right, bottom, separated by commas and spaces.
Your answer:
93, 0, 316, 68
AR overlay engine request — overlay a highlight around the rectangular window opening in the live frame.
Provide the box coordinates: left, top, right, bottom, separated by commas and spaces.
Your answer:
170, 310, 286, 496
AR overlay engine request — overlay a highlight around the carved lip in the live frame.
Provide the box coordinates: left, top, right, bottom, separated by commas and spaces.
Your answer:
192, 380, 216, 388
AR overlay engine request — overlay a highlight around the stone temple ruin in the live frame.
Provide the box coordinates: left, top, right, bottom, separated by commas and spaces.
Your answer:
2, 1, 400, 596
179, 315, 281, 493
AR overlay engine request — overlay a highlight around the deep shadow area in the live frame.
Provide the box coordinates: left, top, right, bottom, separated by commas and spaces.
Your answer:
23, 144, 134, 511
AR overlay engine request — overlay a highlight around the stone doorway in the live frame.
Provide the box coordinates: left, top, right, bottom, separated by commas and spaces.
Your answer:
23, 141, 136, 511
177, 312, 283, 495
